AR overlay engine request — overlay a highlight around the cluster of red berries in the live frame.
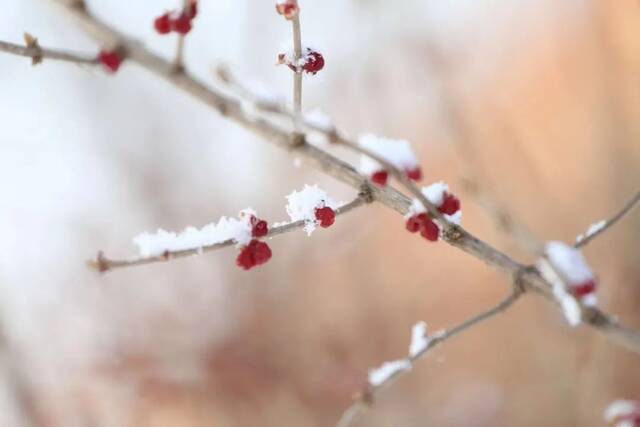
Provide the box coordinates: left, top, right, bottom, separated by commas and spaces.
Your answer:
236, 215, 272, 270
154, 1, 198, 35
275, 0, 299, 20
98, 50, 123, 73
370, 166, 422, 187
405, 192, 461, 242
315, 206, 336, 228
278, 48, 325, 75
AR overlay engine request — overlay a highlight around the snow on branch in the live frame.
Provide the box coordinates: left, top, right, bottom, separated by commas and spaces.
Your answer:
604, 400, 640, 427
575, 190, 640, 248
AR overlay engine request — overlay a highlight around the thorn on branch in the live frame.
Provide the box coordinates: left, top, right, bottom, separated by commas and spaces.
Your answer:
88, 251, 110, 273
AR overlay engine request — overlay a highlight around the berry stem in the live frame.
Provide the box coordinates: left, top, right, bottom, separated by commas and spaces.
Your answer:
290, 2, 303, 126
173, 0, 190, 72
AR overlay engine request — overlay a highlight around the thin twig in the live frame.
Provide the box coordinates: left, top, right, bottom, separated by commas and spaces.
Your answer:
88, 196, 367, 273
0, 38, 98, 66
575, 190, 640, 248
291, 3, 303, 117
335, 285, 524, 427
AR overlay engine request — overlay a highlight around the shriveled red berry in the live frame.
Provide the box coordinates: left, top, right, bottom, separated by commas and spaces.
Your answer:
420, 217, 440, 241
236, 240, 272, 270
406, 167, 422, 181
154, 13, 171, 34
406, 215, 422, 233
302, 50, 324, 75
315, 206, 336, 228
276, 0, 299, 19
172, 13, 192, 34
370, 170, 389, 187
251, 240, 272, 265
438, 193, 461, 215
98, 50, 123, 73
572, 280, 596, 298
251, 218, 269, 238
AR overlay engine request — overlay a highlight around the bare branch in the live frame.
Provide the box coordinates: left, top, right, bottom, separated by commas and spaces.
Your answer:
0, 37, 98, 66
575, 190, 640, 248
336, 284, 524, 427
89, 195, 367, 273
291, 9, 303, 116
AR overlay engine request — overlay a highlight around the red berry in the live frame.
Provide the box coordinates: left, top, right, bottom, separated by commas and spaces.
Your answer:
370, 170, 389, 187
438, 193, 461, 215
236, 240, 272, 270
406, 215, 422, 233
276, 0, 299, 19
572, 280, 596, 298
154, 13, 171, 34
98, 50, 123, 73
420, 217, 440, 241
302, 50, 324, 75
172, 13, 192, 34
406, 167, 422, 181
315, 206, 336, 228
251, 218, 269, 238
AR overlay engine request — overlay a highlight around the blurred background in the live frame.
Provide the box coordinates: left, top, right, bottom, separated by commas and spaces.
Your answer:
0, 0, 639, 426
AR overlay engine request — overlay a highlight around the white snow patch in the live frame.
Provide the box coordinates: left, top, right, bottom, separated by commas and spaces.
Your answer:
133, 209, 255, 257
357, 134, 419, 175
409, 321, 430, 358
407, 182, 460, 224
285, 185, 337, 235
605, 400, 640, 425
537, 256, 582, 326
368, 359, 411, 387
545, 241, 595, 285
304, 109, 334, 132
576, 219, 606, 244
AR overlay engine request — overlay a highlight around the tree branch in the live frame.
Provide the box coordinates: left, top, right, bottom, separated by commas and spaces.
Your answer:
0, 37, 98, 66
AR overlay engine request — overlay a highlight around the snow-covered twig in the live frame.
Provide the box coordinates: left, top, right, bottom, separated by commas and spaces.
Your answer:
575, 190, 640, 248
335, 286, 524, 427
88, 196, 366, 273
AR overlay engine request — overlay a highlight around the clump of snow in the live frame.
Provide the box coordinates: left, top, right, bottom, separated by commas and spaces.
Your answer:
604, 400, 640, 426
545, 241, 595, 285
134, 209, 255, 257
576, 219, 606, 244
368, 359, 411, 387
304, 109, 334, 132
409, 321, 430, 358
285, 185, 338, 235
277, 45, 319, 70
406, 182, 462, 225
357, 134, 419, 175
537, 241, 598, 326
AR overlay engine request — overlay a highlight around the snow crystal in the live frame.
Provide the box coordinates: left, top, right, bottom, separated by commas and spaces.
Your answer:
285, 185, 338, 235
357, 134, 419, 175
277, 45, 318, 70
304, 109, 334, 132
576, 220, 606, 244
605, 400, 640, 425
409, 321, 430, 358
368, 359, 411, 387
133, 209, 255, 257
545, 241, 595, 285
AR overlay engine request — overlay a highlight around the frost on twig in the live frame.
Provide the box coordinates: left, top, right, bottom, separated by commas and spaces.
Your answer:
357, 134, 421, 185
537, 241, 598, 326
408, 321, 430, 358
285, 185, 338, 235
407, 182, 462, 225
575, 220, 606, 245
604, 400, 640, 427
133, 209, 257, 256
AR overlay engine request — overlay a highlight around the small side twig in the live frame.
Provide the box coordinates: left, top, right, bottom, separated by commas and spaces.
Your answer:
0, 37, 98, 66
88, 196, 366, 273
335, 284, 524, 427
575, 190, 640, 248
